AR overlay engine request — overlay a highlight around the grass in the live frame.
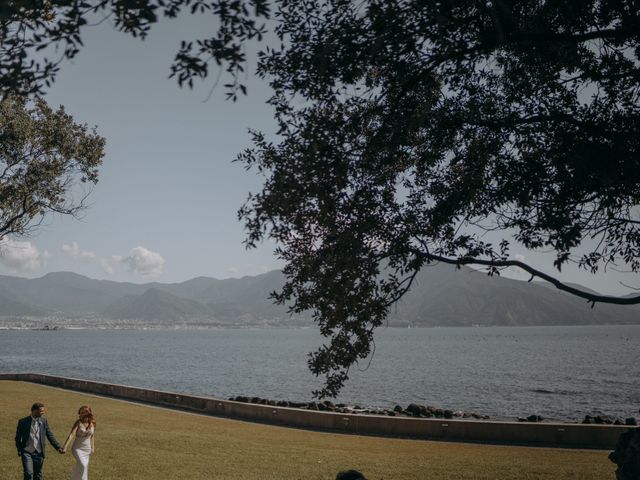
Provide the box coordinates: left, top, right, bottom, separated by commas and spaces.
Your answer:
0, 380, 615, 479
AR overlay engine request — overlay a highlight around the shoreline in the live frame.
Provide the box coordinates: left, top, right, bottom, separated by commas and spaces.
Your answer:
227, 394, 638, 427
2, 320, 640, 331
0, 373, 630, 449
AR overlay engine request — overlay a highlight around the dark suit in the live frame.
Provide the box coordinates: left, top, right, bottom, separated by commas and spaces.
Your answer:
15, 416, 61, 480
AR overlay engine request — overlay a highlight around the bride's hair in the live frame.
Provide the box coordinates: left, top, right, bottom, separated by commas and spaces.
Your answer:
78, 405, 96, 428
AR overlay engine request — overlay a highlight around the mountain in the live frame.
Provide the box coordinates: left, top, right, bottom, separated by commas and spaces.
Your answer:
394, 265, 639, 326
0, 267, 637, 327
103, 288, 210, 322
0, 284, 46, 316
0, 271, 148, 314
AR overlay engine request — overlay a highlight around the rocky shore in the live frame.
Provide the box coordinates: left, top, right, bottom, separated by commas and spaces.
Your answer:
581, 414, 638, 426
229, 396, 490, 420
229, 395, 639, 425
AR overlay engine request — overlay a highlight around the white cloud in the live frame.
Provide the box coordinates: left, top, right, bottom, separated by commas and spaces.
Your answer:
100, 258, 114, 275
0, 239, 49, 272
121, 246, 164, 277
101, 255, 124, 276
62, 242, 97, 262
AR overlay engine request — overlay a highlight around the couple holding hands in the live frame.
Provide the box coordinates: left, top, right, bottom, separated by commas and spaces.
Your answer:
15, 402, 96, 480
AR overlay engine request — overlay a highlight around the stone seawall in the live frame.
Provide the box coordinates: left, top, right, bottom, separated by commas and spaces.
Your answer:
0, 373, 629, 449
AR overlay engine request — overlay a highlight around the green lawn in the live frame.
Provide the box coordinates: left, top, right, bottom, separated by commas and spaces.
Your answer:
1, 381, 615, 479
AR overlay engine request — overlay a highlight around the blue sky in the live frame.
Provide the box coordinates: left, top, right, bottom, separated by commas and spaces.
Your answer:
0, 15, 283, 283
0, 13, 638, 297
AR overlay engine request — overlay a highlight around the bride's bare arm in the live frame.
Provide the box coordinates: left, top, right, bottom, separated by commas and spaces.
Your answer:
62, 420, 79, 452
91, 429, 95, 453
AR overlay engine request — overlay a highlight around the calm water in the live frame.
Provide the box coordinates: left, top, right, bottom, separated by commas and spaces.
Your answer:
1, 325, 638, 421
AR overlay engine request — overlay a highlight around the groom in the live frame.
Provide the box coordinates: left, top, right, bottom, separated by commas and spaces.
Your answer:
15, 402, 65, 480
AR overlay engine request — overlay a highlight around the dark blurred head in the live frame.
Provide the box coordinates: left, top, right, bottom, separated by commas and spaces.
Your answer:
336, 470, 367, 480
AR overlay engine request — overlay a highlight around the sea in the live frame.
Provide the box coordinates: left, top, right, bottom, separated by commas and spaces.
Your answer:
1, 325, 638, 422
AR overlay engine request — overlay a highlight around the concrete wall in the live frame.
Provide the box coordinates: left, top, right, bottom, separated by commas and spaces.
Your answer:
1, 373, 630, 449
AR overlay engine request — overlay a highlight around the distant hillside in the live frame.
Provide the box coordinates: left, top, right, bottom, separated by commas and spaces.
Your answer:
0, 272, 148, 314
102, 287, 210, 322
0, 284, 46, 316
394, 266, 639, 326
0, 267, 637, 327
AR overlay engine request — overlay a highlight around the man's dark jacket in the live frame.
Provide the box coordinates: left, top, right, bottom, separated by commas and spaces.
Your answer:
15, 416, 61, 458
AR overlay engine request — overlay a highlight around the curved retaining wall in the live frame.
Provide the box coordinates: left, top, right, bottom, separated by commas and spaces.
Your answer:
0, 373, 630, 449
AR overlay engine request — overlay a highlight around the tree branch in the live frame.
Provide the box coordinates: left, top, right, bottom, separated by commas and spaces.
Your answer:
419, 253, 640, 306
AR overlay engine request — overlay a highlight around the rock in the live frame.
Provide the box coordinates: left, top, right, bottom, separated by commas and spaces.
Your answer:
434, 409, 444, 417
406, 403, 422, 416
526, 415, 543, 422
625, 418, 638, 426
518, 417, 527, 422
582, 415, 595, 424
394, 405, 403, 413
595, 415, 616, 424
444, 410, 453, 419
308, 402, 319, 410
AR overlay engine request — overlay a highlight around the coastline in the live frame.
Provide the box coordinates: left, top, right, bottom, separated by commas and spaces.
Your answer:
0, 373, 631, 449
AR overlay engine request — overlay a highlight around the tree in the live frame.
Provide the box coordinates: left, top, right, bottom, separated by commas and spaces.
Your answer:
0, 95, 104, 240
236, 1, 640, 396
0, 0, 269, 98
3, 0, 640, 397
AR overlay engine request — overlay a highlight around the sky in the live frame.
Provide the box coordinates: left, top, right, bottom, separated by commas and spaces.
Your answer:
0, 12, 638, 297
1, 14, 283, 283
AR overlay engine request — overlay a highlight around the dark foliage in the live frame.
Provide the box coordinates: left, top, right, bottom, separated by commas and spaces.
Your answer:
3, 0, 640, 397
237, 1, 640, 396
0, 0, 269, 98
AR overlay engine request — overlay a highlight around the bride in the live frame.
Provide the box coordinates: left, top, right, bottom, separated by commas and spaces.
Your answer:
62, 406, 96, 480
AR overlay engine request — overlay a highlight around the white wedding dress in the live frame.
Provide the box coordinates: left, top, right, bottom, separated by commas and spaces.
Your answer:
70, 423, 94, 480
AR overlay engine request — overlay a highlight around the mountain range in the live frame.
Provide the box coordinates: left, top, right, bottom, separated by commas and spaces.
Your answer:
0, 265, 637, 327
